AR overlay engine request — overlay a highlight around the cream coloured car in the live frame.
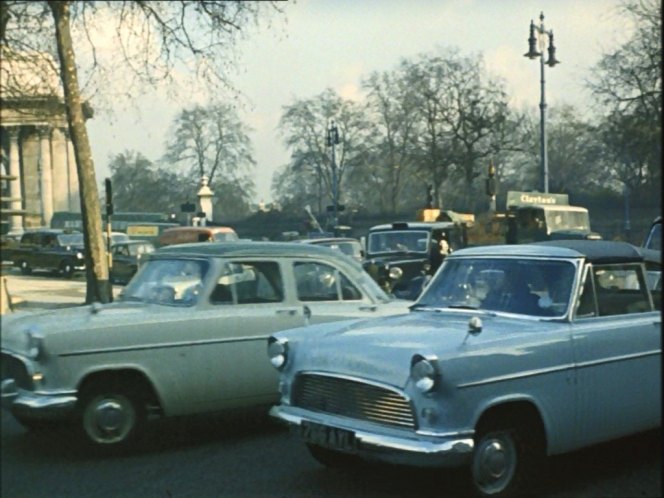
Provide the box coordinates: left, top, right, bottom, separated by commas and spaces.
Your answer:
1, 241, 410, 450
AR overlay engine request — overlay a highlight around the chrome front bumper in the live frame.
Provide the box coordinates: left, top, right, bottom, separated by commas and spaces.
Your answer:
1, 378, 78, 420
270, 404, 474, 468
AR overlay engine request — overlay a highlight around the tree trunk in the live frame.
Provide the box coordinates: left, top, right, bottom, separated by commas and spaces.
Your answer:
49, 1, 111, 303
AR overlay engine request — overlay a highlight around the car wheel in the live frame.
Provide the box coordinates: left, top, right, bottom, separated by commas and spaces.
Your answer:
18, 260, 32, 275
60, 260, 75, 279
470, 417, 544, 497
306, 444, 358, 469
78, 381, 146, 450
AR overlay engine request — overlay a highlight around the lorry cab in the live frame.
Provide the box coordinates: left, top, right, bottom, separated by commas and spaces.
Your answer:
505, 191, 601, 244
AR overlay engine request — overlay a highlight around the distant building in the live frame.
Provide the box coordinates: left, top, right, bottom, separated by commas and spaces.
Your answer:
0, 45, 92, 233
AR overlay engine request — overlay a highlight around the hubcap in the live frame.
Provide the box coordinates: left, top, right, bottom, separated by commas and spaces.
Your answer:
96, 400, 125, 432
472, 432, 517, 495
83, 395, 136, 444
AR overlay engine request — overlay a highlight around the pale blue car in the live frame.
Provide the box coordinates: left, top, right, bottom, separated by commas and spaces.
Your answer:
269, 240, 661, 497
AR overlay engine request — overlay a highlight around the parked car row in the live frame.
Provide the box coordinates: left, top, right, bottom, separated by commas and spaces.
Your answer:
1, 225, 240, 284
1, 238, 661, 496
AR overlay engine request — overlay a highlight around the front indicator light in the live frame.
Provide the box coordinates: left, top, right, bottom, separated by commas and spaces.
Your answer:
27, 328, 45, 360
268, 337, 289, 370
411, 354, 438, 393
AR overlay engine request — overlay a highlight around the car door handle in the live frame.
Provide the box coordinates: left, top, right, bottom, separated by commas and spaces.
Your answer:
359, 305, 377, 312
276, 309, 298, 316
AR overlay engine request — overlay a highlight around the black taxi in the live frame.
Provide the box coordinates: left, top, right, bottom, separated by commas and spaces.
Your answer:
363, 220, 465, 299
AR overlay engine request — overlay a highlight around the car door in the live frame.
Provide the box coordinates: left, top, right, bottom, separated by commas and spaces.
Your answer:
571, 263, 661, 448
40, 233, 60, 270
290, 260, 383, 324
173, 259, 307, 413
111, 244, 132, 282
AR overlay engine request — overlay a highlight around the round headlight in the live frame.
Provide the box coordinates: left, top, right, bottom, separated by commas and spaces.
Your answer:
411, 355, 438, 393
76, 252, 84, 259
268, 337, 289, 370
388, 266, 403, 280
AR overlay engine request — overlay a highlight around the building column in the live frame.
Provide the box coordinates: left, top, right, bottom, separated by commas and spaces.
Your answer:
38, 125, 54, 227
66, 134, 79, 212
7, 127, 23, 230
51, 127, 69, 213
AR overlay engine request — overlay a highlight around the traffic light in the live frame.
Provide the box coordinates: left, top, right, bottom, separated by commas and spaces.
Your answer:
104, 178, 113, 215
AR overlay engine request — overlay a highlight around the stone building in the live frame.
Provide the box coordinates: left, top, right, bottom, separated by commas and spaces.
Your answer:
1, 46, 90, 233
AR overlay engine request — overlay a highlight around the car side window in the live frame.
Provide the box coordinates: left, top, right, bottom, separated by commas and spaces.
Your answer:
293, 262, 361, 302
575, 268, 597, 318
339, 272, 362, 300
210, 261, 283, 305
592, 264, 652, 316
294, 262, 340, 301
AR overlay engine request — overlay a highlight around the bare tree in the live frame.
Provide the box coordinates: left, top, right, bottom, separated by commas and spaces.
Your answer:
277, 89, 372, 221
163, 103, 256, 215
1, 1, 284, 303
362, 69, 420, 214
588, 0, 662, 198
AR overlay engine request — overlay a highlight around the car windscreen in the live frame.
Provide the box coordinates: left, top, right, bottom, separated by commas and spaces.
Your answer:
120, 258, 210, 307
414, 257, 577, 317
320, 241, 362, 259
58, 233, 84, 246
212, 232, 239, 242
367, 230, 430, 255
644, 222, 661, 251
544, 209, 591, 233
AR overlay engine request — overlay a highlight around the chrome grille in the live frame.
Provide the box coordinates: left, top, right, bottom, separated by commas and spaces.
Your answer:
1, 353, 32, 390
292, 373, 415, 429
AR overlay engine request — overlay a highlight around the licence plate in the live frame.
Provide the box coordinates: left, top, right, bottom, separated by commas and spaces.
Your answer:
300, 421, 357, 451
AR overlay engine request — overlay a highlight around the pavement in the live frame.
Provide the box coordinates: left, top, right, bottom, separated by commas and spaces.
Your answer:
1, 265, 121, 313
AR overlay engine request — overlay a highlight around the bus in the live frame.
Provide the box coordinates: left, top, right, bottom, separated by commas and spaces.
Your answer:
51, 211, 170, 233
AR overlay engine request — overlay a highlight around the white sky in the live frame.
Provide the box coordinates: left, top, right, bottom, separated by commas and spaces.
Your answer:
85, 0, 629, 204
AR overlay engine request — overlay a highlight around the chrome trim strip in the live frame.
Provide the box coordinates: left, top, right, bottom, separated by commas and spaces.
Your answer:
415, 428, 475, 438
60, 335, 271, 357
575, 349, 661, 369
457, 363, 575, 389
458, 349, 660, 389
299, 370, 411, 401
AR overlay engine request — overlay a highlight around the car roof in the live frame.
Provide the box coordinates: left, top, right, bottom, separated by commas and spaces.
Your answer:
161, 226, 235, 234
151, 240, 359, 265
369, 221, 456, 231
112, 239, 153, 246
23, 229, 78, 235
299, 237, 360, 244
515, 205, 588, 213
451, 240, 645, 264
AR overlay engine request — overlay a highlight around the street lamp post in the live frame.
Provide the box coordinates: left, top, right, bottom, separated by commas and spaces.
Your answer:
525, 12, 560, 193
326, 121, 340, 232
